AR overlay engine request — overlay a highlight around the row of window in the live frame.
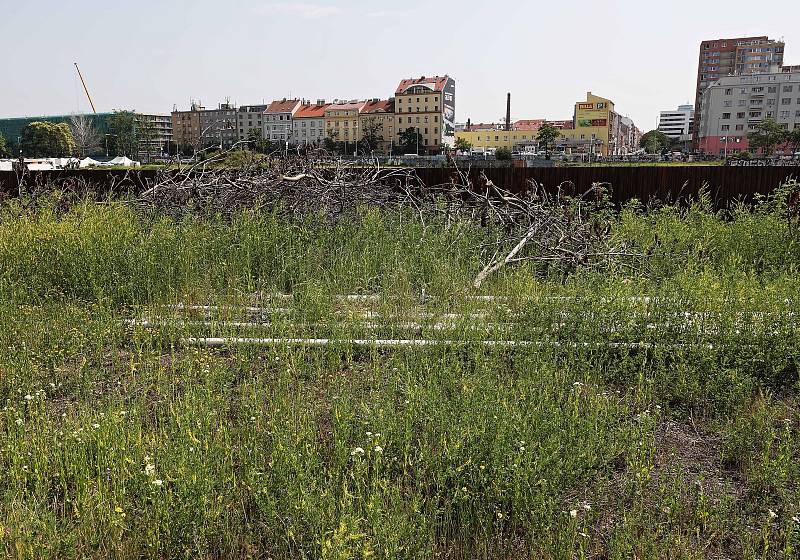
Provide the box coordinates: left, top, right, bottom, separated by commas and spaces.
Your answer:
397, 96, 439, 104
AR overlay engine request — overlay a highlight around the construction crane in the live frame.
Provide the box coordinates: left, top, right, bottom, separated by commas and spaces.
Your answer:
74, 62, 97, 114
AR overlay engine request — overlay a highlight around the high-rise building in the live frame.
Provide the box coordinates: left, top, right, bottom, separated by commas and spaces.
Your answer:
393, 75, 455, 154
693, 36, 785, 148
697, 68, 800, 156
658, 104, 694, 146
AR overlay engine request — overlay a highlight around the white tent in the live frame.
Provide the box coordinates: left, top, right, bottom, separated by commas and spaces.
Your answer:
26, 161, 55, 171
79, 157, 101, 168
105, 156, 140, 167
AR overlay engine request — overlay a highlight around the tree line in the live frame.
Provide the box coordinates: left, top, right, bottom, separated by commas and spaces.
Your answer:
0, 111, 163, 159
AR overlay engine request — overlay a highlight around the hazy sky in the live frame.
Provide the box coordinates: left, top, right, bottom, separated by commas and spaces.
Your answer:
1, 0, 799, 130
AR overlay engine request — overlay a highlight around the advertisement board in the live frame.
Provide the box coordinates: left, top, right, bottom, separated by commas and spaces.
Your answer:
442, 78, 456, 136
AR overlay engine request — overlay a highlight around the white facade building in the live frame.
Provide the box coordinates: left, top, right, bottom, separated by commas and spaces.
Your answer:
658, 104, 695, 142
263, 99, 301, 143
292, 100, 329, 146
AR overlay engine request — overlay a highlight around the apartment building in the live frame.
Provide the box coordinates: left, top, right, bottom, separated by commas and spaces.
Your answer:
658, 104, 695, 142
324, 101, 366, 150
393, 75, 455, 154
697, 69, 800, 156
694, 36, 785, 147
134, 113, 173, 158
359, 98, 395, 154
263, 99, 301, 144
237, 105, 268, 141
171, 103, 202, 152
197, 103, 238, 149
292, 100, 329, 146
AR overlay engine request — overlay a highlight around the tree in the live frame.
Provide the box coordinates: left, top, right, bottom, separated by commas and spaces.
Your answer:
0, 133, 8, 157
360, 117, 383, 154
398, 127, 423, 154
784, 127, 800, 156
536, 122, 561, 159
69, 114, 101, 157
495, 146, 512, 161
20, 121, 75, 157
454, 137, 472, 153
639, 130, 672, 154
747, 118, 787, 156
247, 129, 272, 154
106, 110, 139, 158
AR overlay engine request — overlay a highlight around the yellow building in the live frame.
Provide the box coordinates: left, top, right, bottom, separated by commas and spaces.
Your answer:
324, 101, 366, 147
559, 92, 614, 156
393, 75, 455, 154
358, 99, 395, 154
455, 128, 538, 151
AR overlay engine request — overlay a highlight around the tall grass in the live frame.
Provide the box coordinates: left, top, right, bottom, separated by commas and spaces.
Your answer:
0, 191, 798, 558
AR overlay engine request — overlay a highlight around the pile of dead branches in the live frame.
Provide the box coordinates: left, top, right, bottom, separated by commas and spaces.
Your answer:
131, 149, 645, 285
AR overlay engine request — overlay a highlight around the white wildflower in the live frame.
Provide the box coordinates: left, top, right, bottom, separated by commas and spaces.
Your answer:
92, 423, 100, 429
15, 418, 23, 425
144, 462, 155, 476
350, 447, 365, 456
570, 509, 578, 518
373, 445, 383, 453
24, 394, 32, 401
152, 479, 163, 486
250, 416, 256, 421
769, 509, 778, 519
366, 431, 372, 437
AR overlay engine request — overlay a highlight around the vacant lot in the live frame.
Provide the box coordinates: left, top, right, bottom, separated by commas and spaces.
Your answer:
0, 186, 799, 559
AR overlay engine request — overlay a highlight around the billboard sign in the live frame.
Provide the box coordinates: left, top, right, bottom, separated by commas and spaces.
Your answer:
442, 78, 456, 136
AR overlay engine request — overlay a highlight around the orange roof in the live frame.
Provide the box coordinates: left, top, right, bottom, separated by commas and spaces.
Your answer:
325, 101, 366, 113
266, 99, 301, 114
395, 75, 450, 95
513, 119, 546, 131
294, 103, 331, 119
361, 99, 394, 114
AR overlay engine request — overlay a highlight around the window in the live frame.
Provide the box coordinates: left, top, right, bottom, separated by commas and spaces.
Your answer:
721, 124, 730, 131
725, 88, 733, 95
749, 111, 762, 118
738, 99, 747, 107
735, 124, 744, 131
722, 113, 731, 119
737, 112, 745, 119
767, 99, 776, 106
768, 86, 777, 93
780, 111, 791, 118
752, 86, 764, 92
784, 85, 794, 93
723, 101, 733, 107
782, 98, 792, 105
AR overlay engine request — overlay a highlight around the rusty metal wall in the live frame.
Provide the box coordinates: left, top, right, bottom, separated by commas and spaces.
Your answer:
2, 166, 799, 208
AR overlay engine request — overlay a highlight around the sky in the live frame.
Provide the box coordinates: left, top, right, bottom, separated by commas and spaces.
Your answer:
1, 0, 799, 130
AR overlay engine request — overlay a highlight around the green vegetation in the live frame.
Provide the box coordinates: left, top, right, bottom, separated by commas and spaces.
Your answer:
640, 130, 676, 154
454, 137, 473, 153
494, 146, 512, 160
20, 121, 75, 157
748, 118, 793, 156
536, 122, 561, 158
0, 133, 8, 157
0, 184, 799, 558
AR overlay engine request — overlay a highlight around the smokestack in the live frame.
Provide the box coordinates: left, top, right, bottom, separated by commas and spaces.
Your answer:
466, 118, 471, 132
505, 93, 511, 131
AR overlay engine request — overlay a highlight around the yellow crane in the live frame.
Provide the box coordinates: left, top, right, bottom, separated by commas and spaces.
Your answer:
74, 62, 97, 114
